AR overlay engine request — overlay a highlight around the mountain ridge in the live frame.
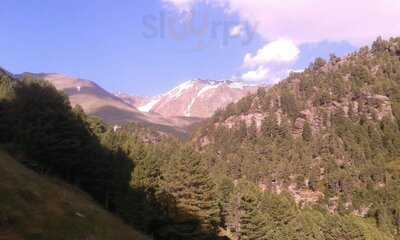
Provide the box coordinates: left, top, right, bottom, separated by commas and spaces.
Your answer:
119, 79, 262, 118
16, 72, 199, 137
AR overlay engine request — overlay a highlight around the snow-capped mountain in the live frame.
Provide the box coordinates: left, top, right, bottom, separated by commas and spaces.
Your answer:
17, 73, 261, 136
121, 79, 261, 118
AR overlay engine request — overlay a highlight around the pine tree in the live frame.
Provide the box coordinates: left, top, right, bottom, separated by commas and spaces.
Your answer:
302, 122, 313, 142
225, 181, 270, 240
132, 147, 162, 192
323, 215, 365, 240
276, 120, 292, 140
381, 117, 400, 156
0, 74, 14, 100
261, 116, 279, 138
11, 79, 86, 179
0, 73, 14, 142
236, 120, 248, 140
281, 92, 299, 120
238, 193, 268, 240
86, 116, 107, 137
247, 119, 258, 142
216, 176, 234, 227
162, 146, 220, 237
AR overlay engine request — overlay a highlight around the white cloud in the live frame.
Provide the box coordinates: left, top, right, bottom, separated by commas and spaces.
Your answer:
240, 39, 300, 83
230, 24, 244, 37
240, 66, 299, 84
162, 0, 400, 45
241, 66, 269, 82
243, 39, 300, 68
163, 0, 400, 84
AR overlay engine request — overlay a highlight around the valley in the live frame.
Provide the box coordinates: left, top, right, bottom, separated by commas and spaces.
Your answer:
2, 37, 400, 239
2, 0, 400, 238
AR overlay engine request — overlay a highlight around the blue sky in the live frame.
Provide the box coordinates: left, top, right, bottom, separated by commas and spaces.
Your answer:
0, 0, 373, 96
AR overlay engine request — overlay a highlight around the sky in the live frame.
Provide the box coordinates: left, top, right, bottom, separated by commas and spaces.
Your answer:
0, 1, 399, 96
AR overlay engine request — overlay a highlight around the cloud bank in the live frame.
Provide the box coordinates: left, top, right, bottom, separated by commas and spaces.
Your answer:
241, 66, 269, 82
243, 39, 299, 68
163, 0, 400, 83
163, 0, 400, 45
240, 39, 300, 83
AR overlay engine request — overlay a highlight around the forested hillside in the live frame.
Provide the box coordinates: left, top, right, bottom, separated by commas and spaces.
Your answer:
190, 37, 400, 239
2, 37, 400, 240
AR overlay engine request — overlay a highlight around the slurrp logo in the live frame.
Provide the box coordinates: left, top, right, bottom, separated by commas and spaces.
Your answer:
141, 10, 257, 51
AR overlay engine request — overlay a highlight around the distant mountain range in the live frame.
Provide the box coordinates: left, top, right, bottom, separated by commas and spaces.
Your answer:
116, 79, 260, 119
17, 73, 261, 136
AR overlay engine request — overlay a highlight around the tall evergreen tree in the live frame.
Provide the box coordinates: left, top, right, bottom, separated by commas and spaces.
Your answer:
0, 72, 14, 142
133, 147, 162, 192
302, 121, 313, 142
162, 145, 220, 238
215, 176, 234, 228
238, 193, 268, 240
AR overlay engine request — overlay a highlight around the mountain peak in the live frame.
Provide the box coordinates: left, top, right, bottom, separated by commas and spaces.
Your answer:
121, 79, 261, 118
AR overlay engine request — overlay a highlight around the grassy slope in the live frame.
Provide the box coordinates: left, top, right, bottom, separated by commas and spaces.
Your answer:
0, 149, 150, 240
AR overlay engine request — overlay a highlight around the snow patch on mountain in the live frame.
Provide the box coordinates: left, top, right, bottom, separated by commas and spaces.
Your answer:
138, 98, 161, 112
197, 83, 220, 97
166, 80, 196, 99
184, 96, 197, 117
183, 82, 220, 117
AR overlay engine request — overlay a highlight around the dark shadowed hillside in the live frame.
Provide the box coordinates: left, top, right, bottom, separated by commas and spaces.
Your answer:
0, 149, 149, 240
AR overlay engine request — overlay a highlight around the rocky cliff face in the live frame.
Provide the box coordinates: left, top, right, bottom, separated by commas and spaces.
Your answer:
213, 89, 394, 140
